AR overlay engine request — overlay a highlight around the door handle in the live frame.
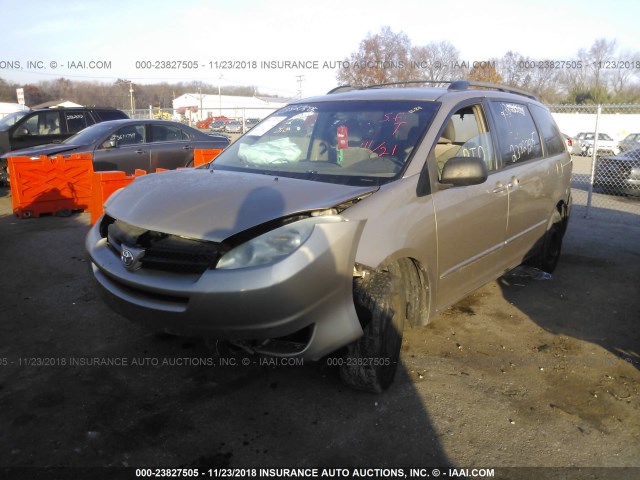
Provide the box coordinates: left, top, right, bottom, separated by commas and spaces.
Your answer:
492, 182, 508, 194
135, 149, 145, 154
492, 177, 520, 194
182, 145, 192, 150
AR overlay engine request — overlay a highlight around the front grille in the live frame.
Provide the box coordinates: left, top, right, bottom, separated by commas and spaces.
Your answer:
106, 219, 228, 274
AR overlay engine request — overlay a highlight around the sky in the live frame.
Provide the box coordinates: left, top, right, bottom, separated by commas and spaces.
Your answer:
1, 0, 639, 100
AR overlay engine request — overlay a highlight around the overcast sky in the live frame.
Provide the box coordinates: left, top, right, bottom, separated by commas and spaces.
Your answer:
2, 0, 639, 98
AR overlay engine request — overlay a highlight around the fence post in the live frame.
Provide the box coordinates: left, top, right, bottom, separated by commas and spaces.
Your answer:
586, 104, 602, 218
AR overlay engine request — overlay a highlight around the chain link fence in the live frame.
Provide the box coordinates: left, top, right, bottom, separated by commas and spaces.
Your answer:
549, 104, 640, 219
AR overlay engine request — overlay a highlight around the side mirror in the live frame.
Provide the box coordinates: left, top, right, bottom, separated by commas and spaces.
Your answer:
441, 156, 488, 187
13, 128, 30, 138
102, 138, 117, 149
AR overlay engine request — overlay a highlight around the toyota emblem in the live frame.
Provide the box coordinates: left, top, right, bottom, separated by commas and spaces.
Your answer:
120, 245, 145, 271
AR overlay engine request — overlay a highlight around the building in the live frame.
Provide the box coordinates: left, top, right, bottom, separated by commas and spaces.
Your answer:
0, 102, 29, 118
172, 93, 289, 122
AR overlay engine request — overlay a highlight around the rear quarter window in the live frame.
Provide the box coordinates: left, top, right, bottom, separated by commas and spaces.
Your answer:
530, 104, 565, 156
488, 101, 542, 165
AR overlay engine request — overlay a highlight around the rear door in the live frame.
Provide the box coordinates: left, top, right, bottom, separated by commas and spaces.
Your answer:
146, 123, 193, 170
487, 100, 558, 269
63, 110, 90, 135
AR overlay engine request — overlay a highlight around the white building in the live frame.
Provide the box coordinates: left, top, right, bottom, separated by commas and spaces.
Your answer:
172, 93, 288, 122
0, 102, 29, 118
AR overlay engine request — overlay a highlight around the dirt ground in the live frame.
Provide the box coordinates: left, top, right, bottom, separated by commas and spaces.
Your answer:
0, 182, 638, 480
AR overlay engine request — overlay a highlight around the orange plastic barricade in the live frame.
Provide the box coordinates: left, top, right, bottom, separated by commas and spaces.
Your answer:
193, 149, 223, 167
90, 169, 147, 225
8, 153, 94, 218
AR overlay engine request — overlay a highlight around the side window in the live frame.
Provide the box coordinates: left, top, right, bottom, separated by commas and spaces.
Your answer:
109, 125, 145, 146
435, 104, 496, 179
530, 104, 565, 156
150, 124, 189, 142
40, 112, 61, 135
16, 112, 61, 136
488, 101, 542, 165
65, 111, 88, 133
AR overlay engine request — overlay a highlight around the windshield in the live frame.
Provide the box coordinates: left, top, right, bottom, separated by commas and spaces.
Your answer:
210, 100, 438, 186
0, 111, 30, 129
62, 122, 115, 145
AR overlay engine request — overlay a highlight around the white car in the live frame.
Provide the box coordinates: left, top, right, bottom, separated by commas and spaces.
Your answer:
580, 132, 619, 156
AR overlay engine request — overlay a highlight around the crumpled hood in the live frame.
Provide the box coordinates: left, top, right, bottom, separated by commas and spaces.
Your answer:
1, 143, 83, 159
105, 168, 377, 242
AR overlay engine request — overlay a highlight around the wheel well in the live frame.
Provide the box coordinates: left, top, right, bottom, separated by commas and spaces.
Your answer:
555, 200, 570, 234
355, 257, 431, 327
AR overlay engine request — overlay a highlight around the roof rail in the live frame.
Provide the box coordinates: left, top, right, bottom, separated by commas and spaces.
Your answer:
326, 85, 356, 94
364, 80, 454, 89
326, 80, 539, 101
447, 81, 539, 101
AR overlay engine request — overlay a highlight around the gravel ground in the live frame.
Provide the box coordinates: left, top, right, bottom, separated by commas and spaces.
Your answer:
0, 184, 638, 480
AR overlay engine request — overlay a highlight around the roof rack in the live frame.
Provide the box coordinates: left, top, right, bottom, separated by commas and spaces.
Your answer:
326, 85, 356, 94
327, 80, 539, 101
447, 80, 539, 101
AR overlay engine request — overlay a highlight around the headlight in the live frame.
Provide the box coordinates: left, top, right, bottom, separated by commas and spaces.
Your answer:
217, 216, 343, 269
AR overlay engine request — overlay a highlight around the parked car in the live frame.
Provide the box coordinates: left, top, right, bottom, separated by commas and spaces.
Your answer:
86, 81, 572, 393
0, 107, 128, 183
1, 119, 229, 175
594, 147, 640, 196
224, 120, 243, 133
245, 118, 261, 130
210, 120, 227, 132
617, 133, 640, 153
196, 117, 215, 129
563, 133, 581, 155
580, 132, 619, 156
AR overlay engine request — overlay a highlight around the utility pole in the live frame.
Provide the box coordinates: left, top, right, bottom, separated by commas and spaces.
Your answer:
296, 75, 305, 99
128, 81, 135, 116
218, 75, 223, 115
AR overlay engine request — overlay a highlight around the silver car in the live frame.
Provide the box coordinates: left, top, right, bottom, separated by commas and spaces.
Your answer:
87, 81, 572, 392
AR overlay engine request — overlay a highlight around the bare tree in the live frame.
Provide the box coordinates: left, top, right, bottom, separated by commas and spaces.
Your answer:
336, 26, 412, 87
409, 41, 463, 81
588, 38, 617, 95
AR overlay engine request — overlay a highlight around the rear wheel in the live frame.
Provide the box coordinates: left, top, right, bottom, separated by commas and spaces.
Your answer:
527, 218, 565, 274
339, 269, 405, 393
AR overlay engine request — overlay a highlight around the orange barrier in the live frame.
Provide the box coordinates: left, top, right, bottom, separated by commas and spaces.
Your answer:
90, 169, 147, 225
193, 149, 223, 167
8, 153, 94, 218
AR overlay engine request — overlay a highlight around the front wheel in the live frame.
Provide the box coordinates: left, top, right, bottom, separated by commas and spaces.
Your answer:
339, 270, 405, 393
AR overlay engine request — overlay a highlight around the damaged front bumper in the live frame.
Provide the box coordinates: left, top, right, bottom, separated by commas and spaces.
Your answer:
86, 217, 366, 360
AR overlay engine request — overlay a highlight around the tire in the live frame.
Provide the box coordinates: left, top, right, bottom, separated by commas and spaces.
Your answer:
339, 270, 405, 393
527, 220, 564, 274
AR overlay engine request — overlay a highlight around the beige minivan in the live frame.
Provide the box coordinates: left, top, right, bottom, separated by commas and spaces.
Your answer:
86, 81, 572, 392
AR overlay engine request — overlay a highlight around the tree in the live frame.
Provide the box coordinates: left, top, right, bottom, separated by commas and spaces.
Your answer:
468, 62, 502, 83
409, 41, 463, 82
22, 84, 46, 106
336, 26, 412, 87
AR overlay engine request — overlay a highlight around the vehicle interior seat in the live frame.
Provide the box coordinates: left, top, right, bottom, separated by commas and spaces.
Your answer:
434, 121, 459, 175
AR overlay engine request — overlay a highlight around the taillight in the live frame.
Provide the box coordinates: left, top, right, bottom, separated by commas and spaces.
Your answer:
568, 138, 573, 146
